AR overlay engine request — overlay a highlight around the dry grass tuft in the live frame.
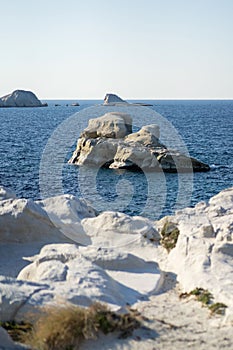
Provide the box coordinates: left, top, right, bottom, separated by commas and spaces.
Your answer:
21, 302, 141, 350
0, 321, 32, 342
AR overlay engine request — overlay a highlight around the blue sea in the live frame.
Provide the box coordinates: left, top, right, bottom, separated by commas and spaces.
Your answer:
0, 100, 232, 219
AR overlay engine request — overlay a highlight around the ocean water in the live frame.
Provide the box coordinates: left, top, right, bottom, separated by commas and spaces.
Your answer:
0, 100, 232, 219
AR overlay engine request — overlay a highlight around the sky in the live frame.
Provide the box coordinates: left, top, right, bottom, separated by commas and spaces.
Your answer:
0, 0, 233, 99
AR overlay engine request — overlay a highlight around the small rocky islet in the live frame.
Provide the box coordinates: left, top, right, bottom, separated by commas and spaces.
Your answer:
69, 94, 210, 172
0, 89, 46, 108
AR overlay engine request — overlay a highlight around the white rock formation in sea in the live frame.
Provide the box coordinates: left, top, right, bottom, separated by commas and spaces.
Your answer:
103, 93, 128, 105
69, 112, 132, 166
69, 112, 210, 172
0, 89, 43, 107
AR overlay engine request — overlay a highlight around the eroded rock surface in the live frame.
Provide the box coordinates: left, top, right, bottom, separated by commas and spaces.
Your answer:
69, 112, 210, 172
1, 186, 233, 348
157, 187, 233, 323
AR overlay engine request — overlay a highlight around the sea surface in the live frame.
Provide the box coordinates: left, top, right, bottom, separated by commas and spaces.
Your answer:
0, 99, 232, 219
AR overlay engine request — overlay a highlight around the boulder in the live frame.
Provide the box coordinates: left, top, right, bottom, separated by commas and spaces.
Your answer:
37, 194, 97, 244
69, 137, 119, 166
103, 93, 127, 105
81, 112, 132, 139
0, 197, 67, 244
16, 243, 161, 314
125, 124, 161, 144
0, 195, 73, 277
81, 211, 160, 247
0, 189, 98, 278
124, 124, 165, 148
0, 90, 43, 107
109, 143, 160, 170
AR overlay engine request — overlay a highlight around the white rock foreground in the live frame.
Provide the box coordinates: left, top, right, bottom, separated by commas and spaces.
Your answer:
0, 186, 233, 349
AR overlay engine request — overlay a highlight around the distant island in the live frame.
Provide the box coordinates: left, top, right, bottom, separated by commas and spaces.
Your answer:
0, 90, 47, 108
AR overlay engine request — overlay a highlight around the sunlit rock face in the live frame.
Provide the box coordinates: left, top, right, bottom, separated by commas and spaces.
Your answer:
0, 90, 43, 107
69, 111, 210, 172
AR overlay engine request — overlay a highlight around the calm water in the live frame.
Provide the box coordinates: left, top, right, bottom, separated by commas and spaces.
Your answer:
0, 100, 232, 219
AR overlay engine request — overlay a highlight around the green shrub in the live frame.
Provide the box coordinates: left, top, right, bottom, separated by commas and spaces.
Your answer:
209, 303, 227, 315
180, 288, 228, 316
190, 288, 213, 305
160, 221, 180, 251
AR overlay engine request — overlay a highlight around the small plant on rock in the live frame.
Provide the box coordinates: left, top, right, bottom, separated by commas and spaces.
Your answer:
190, 288, 213, 305
209, 302, 227, 315
160, 221, 180, 252
180, 288, 228, 316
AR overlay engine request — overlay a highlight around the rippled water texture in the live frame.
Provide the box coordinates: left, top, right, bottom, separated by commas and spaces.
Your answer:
0, 100, 232, 219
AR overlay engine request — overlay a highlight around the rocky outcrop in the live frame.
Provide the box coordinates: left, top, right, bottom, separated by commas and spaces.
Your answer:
69, 112, 210, 172
0, 186, 161, 321
104, 93, 155, 106
69, 112, 132, 166
1, 186, 233, 331
0, 188, 95, 246
16, 243, 160, 314
104, 93, 127, 105
157, 187, 233, 323
82, 211, 160, 247
0, 89, 44, 107
81, 112, 132, 139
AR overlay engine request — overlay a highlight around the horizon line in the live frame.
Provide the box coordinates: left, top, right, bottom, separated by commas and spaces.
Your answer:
41, 97, 233, 100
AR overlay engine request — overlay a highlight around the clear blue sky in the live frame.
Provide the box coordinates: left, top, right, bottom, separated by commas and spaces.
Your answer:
0, 0, 233, 99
